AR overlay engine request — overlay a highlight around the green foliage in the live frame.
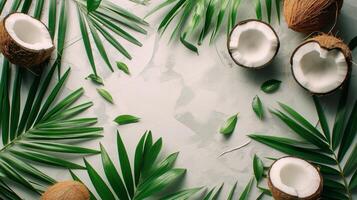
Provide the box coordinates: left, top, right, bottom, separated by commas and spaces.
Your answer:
97, 88, 114, 104
261, 79, 281, 93
87, 0, 102, 12
116, 61, 131, 75
0, 60, 102, 198
114, 115, 140, 125
203, 179, 255, 200
71, 131, 198, 200
249, 86, 357, 199
0, 2, 103, 199
147, 0, 281, 53
220, 113, 238, 135
0, 0, 148, 79
252, 96, 264, 120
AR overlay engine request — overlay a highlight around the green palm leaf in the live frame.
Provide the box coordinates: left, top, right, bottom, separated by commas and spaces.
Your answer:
72, 131, 198, 200
149, 0, 280, 52
250, 91, 357, 199
0, 3, 102, 197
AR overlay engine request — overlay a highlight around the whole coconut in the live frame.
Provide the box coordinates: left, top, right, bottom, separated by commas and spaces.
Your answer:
41, 181, 90, 200
284, 0, 343, 33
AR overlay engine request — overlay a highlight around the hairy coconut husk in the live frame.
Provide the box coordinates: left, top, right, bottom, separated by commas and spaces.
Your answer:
0, 13, 54, 68
267, 157, 323, 200
41, 181, 90, 200
290, 33, 352, 95
309, 34, 352, 63
284, 0, 343, 33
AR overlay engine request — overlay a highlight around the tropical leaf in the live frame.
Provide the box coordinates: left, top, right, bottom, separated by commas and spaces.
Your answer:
239, 178, 254, 200
114, 115, 140, 125
250, 91, 357, 199
261, 79, 281, 93
74, 0, 147, 77
253, 155, 264, 182
349, 36, 357, 51
72, 131, 197, 200
220, 113, 238, 135
252, 96, 264, 120
97, 88, 114, 104
148, 0, 281, 52
0, 2, 102, 197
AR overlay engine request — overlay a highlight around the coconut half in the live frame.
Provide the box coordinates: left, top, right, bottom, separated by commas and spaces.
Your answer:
227, 19, 280, 69
0, 12, 54, 68
268, 157, 323, 200
291, 34, 352, 95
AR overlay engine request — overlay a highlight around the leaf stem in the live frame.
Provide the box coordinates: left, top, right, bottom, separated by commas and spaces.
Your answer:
331, 150, 352, 200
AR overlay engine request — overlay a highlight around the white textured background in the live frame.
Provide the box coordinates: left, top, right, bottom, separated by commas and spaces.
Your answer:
7, 0, 357, 199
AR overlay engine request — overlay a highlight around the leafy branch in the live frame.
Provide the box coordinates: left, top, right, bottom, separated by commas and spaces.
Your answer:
147, 0, 281, 53
70, 131, 201, 200
0, 1, 102, 198
249, 85, 357, 199
0, 0, 148, 79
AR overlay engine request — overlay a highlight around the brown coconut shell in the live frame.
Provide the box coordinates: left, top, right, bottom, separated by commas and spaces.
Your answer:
41, 181, 90, 200
284, 0, 343, 33
267, 157, 323, 200
0, 13, 54, 68
227, 19, 280, 69
290, 33, 352, 95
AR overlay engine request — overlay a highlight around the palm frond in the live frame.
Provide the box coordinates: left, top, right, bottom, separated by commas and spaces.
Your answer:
0, 1, 102, 197
75, 0, 147, 78
71, 131, 200, 200
148, 0, 281, 53
249, 86, 357, 199
0, 0, 147, 79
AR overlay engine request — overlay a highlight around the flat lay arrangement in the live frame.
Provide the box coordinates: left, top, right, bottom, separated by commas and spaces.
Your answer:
0, 0, 356, 199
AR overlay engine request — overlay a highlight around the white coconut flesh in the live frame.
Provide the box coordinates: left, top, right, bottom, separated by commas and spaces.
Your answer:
292, 42, 348, 94
270, 157, 321, 198
228, 21, 279, 68
5, 13, 52, 50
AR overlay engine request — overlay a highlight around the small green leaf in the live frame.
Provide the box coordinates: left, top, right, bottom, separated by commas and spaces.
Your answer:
86, 74, 104, 85
160, 187, 202, 200
349, 36, 357, 51
343, 144, 357, 175
219, 114, 238, 135
116, 62, 131, 75
254, 0, 262, 20
253, 155, 264, 182
87, 0, 102, 12
261, 79, 281, 93
350, 170, 357, 190
114, 115, 140, 125
135, 169, 186, 199
239, 178, 254, 200
97, 88, 114, 104
252, 96, 264, 120
227, 182, 237, 200
180, 35, 198, 54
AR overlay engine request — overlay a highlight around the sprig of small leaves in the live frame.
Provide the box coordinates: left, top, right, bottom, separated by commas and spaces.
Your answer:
249, 85, 357, 199
147, 0, 281, 53
71, 131, 200, 200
